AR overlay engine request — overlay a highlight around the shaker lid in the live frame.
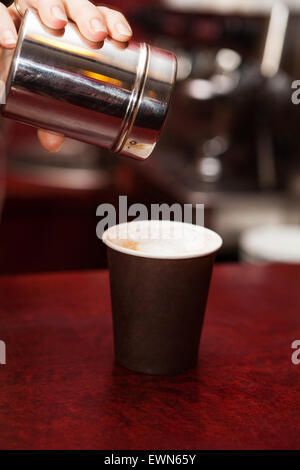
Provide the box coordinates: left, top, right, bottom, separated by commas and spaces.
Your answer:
113, 43, 177, 160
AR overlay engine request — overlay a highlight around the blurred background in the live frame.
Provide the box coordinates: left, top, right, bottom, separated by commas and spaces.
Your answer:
1, 0, 300, 274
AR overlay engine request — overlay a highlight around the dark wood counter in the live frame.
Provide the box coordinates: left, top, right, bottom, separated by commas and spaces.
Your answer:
0, 264, 299, 450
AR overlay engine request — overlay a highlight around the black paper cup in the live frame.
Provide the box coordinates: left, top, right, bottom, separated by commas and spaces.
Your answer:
102, 220, 222, 375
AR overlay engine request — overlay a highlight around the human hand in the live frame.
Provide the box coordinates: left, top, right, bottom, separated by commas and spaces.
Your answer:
0, 0, 132, 151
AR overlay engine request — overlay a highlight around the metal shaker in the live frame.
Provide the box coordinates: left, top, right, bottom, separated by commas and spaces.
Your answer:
0, 9, 177, 159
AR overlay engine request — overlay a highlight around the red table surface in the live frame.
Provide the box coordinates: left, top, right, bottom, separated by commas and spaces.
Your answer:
0, 264, 299, 450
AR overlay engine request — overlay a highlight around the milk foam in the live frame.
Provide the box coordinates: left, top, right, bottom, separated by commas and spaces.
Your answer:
103, 221, 222, 259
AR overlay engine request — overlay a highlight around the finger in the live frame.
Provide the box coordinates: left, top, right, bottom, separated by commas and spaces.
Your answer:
8, 4, 22, 29
98, 7, 132, 42
0, 3, 17, 49
63, 0, 107, 43
26, 0, 68, 29
37, 129, 64, 153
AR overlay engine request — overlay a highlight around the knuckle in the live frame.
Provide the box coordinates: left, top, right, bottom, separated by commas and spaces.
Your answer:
0, 3, 8, 14
73, 0, 98, 18
88, 3, 101, 15
39, 0, 57, 8
114, 12, 127, 24
36, 0, 46, 11
99, 6, 120, 17
76, 0, 96, 10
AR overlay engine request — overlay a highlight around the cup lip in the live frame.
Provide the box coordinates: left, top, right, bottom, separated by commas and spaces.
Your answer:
102, 220, 223, 260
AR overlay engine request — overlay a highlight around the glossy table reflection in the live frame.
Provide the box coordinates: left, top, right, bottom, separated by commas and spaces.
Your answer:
0, 264, 299, 450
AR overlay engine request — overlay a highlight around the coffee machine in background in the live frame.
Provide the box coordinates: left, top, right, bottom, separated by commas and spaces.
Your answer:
129, 0, 300, 257
2, 0, 300, 274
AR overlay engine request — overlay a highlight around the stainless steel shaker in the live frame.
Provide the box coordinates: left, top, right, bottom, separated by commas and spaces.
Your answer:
0, 9, 177, 159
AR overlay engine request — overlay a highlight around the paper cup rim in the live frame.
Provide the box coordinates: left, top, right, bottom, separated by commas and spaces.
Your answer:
102, 220, 223, 260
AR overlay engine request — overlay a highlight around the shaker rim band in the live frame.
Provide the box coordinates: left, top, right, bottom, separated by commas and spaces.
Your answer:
111, 42, 149, 155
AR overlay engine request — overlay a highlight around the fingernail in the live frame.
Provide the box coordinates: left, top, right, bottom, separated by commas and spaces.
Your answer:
2, 30, 16, 46
116, 23, 132, 37
52, 6, 67, 22
49, 143, 63, 153
90, 18, 107, 34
